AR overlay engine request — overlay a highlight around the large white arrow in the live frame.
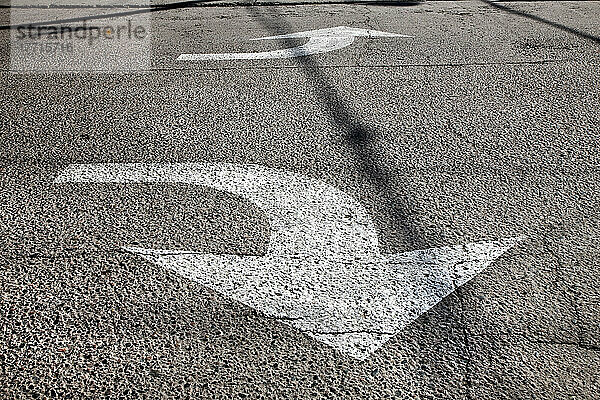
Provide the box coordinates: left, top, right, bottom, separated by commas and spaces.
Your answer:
55, 163, 521, 359
177, 26, 412, 61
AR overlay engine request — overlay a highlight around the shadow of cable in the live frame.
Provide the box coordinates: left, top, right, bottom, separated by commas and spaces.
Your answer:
244, 6, 486, 376
0, 0, 219, 30
245, 5, 435, 250
481, 0, 600, 45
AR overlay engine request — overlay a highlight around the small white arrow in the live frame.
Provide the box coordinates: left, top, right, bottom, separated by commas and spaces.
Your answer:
177, 26, 412, 61
55, 163, 522, 360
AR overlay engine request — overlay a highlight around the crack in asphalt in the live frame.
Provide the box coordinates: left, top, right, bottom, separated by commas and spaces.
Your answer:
468, 331, 600, 353
456, 288, 476, 400
540, 235, 597, 353
526, 337, 600, 352
2, 58, 574, 75
300, 329, 394, 335
267, 315, 305, 321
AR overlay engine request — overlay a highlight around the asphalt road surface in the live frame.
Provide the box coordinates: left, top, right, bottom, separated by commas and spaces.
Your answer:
1, 0, 599, 398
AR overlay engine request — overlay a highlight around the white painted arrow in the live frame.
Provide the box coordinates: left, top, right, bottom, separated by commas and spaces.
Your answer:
55, 163, 521, 359
177, 26, 412, 61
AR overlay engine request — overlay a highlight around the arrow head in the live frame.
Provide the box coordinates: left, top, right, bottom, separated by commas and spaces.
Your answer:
124, 236, 523, 360
252, 26, 413, 40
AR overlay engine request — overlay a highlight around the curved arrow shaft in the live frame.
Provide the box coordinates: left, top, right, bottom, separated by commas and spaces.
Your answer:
54, 162, 379, 258
177, 36, 355, 61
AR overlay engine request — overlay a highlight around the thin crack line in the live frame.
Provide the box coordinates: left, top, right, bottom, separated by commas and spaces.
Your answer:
300, 329, 394, 335
456, 288, 476, 400
468, 331, 600, 353
541, 235, 591, 352
266, 315, 305, 321
1, 58, 579, 75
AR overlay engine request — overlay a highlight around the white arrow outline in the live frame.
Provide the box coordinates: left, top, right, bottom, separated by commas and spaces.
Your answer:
177, 26, 413, 61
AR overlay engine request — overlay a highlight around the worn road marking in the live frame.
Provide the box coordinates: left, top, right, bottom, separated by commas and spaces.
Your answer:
177, 26, 412, 61
55, 163, 521, 359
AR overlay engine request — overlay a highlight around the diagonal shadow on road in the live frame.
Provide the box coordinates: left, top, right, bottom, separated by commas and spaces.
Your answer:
481, 0, 600, 45
0, 0, 220, 30
244, 3, 436, 251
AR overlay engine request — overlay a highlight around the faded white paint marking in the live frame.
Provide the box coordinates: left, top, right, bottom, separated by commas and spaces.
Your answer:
177, 26, 412, 61
55, 163, 522, 359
